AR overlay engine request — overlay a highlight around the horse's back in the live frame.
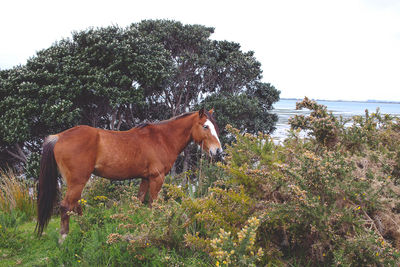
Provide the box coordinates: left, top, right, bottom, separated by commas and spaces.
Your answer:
54, 125, 100, 154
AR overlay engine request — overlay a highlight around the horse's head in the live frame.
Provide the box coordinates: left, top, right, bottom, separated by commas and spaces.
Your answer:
192, 108, 223, 158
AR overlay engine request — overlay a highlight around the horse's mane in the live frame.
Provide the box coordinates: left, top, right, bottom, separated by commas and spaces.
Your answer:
135, 111, 196, 129
134, 110, 218, 133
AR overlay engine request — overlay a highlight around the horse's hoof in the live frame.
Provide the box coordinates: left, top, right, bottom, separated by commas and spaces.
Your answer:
58, 234, 67, 244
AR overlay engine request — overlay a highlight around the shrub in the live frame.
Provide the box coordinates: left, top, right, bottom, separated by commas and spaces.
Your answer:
289, 97, 341, 147
208, 216, 264, 267
82, 176, 138, 205
182, 114, 400, 265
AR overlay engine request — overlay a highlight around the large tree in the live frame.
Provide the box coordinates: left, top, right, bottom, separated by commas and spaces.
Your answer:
201, 82, 280, 145
132, 20, 279, 172
0, 25, 171, 172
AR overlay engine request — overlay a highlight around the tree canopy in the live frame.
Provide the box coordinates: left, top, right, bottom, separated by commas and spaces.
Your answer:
0, 20, 280, 175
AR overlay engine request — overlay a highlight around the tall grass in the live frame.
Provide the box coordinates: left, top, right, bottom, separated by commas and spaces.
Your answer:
0, 169, 36, 218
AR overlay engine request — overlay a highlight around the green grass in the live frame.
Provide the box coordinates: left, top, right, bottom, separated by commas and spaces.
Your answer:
0, 215, 60, 266
0, 202, 211, 267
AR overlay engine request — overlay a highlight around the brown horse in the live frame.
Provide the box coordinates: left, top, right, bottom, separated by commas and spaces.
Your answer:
36, 109, 222, 239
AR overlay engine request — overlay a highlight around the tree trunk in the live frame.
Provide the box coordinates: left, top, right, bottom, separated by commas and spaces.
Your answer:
170, 162, 177, 177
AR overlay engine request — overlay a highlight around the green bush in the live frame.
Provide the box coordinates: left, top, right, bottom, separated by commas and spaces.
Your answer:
82, 176, 138, 205
181, 104, 400, 265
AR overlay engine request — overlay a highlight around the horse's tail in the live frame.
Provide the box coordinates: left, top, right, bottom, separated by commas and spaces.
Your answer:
36, 135, 59, 236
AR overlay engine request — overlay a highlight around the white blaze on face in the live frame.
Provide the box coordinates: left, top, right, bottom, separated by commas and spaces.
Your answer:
204, 119, 221, 147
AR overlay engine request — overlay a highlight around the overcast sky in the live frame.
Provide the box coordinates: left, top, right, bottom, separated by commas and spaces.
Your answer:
1, 0, 400, 101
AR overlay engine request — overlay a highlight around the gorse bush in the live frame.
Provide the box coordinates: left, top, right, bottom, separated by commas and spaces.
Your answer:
179, 99, 400, 266
289, 96, 341, 147
209, 217, 264, 267
82, 176, 139, 205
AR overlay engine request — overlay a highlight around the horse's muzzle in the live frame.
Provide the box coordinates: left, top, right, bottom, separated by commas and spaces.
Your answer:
211, 148, 225, 162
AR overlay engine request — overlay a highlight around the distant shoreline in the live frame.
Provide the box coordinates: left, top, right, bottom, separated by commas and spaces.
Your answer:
281, 98, 400, 104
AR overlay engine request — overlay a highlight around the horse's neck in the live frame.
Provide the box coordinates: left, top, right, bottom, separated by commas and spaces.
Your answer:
158, 115, 194, 157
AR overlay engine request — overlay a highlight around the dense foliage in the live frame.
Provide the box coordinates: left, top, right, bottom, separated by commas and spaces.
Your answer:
1, 98, 399, 266
0, 20, 279, 174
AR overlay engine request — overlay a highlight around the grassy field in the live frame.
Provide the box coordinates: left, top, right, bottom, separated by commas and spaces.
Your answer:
0, 199, 212, 267
0, 216, 60, 266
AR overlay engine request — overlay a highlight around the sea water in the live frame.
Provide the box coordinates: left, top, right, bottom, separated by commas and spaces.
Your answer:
271, 99, 400, 142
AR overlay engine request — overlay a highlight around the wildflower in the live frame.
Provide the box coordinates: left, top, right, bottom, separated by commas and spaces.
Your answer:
216, 261, 220, 266
77, 260, 81, 263
257, 247, 264, 257
94, 195, 108, 201
78, 198, 87, 205
0, 224, 2, 229
223, 260, 227, 265
376, 252, 379, 257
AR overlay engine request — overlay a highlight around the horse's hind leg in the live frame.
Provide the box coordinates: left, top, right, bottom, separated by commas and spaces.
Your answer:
59, 177, 89, 241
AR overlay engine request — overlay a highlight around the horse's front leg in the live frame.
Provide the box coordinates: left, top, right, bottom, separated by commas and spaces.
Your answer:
148, 174, 165, 207
138, 178, 149, 203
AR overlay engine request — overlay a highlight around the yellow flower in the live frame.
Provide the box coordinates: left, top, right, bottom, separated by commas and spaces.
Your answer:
216, 261, 220, 266
376, 252, 379, 257
77, 260, 81, 263
223, 261, 227, 265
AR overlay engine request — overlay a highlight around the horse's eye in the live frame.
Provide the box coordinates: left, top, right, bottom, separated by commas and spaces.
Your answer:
203, 125, 209, 129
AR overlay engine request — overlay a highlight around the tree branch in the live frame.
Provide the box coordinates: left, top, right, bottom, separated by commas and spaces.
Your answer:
6, 146, 27, 164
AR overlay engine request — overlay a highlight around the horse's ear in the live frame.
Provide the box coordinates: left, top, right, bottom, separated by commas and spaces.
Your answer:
198, 108, 206, 118
208, 108, 214, 115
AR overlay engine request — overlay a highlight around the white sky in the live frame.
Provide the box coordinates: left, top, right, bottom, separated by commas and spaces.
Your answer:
1, 0, 400, 101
